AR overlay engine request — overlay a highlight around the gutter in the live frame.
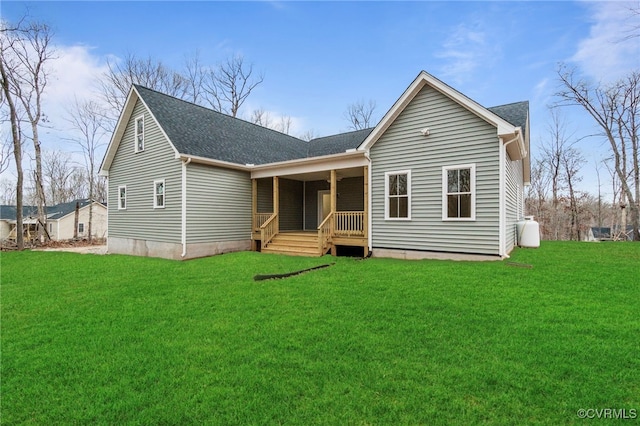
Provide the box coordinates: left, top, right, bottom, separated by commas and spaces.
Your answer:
502, 127, 527, 160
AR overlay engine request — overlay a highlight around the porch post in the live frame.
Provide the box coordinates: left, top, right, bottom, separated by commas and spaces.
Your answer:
251, 178, 257, 251
363, 165, 369, 245
330, 170, 337, 255
330, 170, 337, 213
273, 176, 279, 234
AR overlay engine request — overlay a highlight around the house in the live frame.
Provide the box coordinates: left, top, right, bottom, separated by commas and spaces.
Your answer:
46, 199, 108, 241
584, 226, 634, 241
0, 199, 108, 242
99, 71, 530, 260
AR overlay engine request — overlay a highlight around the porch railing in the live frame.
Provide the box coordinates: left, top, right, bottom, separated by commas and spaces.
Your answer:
254, 212, 273, 232
260, 213, 278, 249
334, 211, 365, 237
317, 212, 334, 255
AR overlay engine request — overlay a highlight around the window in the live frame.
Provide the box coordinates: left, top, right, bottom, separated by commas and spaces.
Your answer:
134, 116, 144, 152
443, 164, 476, 220
118, 185, 127, 210
78, 223, 85, 234
49, 223, 52, 233
154, 179, 165, 208
385, 170, 411, 220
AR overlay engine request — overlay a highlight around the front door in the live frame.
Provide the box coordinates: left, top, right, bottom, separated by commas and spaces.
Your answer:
318, 190, 331, 226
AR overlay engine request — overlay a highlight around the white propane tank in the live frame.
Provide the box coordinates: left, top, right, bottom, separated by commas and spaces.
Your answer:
517, 216, 540, 248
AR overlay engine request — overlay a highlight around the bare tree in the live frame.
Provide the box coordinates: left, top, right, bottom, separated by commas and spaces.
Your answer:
203, 55, 264, 117
540, 109, 575, 239
42, 150, 75, 204
65, 97, 109, 242
250, 108, 272, 128
182, 50, 206, 104
0, 133, 13, 175
2, 19, 55, 242
1, 19, 26, 249
344, 99, 377, 130
561, 145, 586, 240
557, 66, 640, 241
525, 158, 550, 231
299, 129, 318, 142
100, 53, 189, 121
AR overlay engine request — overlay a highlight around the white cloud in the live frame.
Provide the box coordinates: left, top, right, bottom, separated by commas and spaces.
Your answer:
571, 1, 640, 81
38, 44, 111, 165
435, 23, 495, 85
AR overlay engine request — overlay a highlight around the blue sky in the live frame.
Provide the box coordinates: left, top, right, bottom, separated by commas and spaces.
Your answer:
2, 1, 639, 197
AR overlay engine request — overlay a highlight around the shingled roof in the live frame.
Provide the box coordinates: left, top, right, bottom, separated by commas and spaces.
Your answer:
132, 83, 526, 168
487, 101, 529, 133
135, 86, 374, 165
308, 128, 374, 157
135, 85, 309, 165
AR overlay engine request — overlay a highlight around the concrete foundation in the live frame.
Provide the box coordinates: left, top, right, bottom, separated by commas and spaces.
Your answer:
108, 237, 251, 260
372, 247, 502, 262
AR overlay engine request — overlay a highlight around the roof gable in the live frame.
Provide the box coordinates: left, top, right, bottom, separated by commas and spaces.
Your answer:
358, 71, 525, 155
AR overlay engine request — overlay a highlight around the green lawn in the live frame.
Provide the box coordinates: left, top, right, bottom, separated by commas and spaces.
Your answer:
1, 242, 638, 425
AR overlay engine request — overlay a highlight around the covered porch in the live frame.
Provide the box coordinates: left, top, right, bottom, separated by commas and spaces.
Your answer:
251, 160, 369, 257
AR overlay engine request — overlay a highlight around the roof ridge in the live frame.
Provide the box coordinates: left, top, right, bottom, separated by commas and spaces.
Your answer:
488, 100, 529, 109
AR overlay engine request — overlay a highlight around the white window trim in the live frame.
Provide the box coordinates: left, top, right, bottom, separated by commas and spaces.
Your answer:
442, 163, 476, 221
118, 185, 127, 210
134, 115, 145, 153
78, 223, 85, 234
384, 169, 412, 221
153, 179, 166, 209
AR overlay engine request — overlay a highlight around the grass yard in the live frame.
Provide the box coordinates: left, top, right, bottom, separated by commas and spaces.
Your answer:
1, 242, 639, 425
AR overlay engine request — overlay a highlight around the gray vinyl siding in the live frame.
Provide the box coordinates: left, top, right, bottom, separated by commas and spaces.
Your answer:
504, 152, 524, 252
257, 178, 274, 213
337, 177, 364, 211
186, 163, 251, 243
370, 85, 501, 255
304, 180, 329, 230
278, 178, 303, 231
303, 178, 364, 229
108, 100, 182, 243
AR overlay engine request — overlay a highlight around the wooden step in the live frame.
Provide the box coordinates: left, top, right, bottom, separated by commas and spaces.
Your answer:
262, 231, 322, 257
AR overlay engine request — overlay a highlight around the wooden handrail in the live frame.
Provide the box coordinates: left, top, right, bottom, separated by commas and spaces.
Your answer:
253, 212, 273, 231
317, 212, 334, 255
260, 213, 278, 249
334, 211, 365, 237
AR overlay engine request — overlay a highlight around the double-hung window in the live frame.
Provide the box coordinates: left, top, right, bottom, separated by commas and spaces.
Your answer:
78, 223, 85, 234
385, 170, 411, 220
134, 116, 145, 152
118, 185, 127, 210
154, 179, 165, 208
443, 164, 476, 220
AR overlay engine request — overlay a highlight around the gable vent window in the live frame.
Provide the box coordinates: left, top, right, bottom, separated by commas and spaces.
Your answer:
154, 179, 165, 209
135, 115, 145, 153
442, 164, 476, 220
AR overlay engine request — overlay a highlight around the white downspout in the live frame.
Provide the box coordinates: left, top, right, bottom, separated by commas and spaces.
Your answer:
364, 150, 372, 254
498, 137, 506, 258
181, 157, 192, 258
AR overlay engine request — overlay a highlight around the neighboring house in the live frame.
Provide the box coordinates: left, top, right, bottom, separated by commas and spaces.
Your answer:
584, 226, 633, 241
0, 199, 107, 242
0, 205, 39, 242
99, 71, 530, 260
46, 199, 108, 241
